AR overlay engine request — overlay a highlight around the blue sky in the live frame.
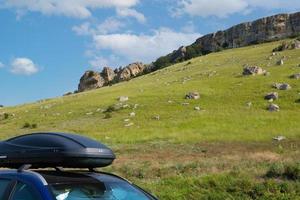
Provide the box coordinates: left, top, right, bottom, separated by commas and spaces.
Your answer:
0, 0, 300, 106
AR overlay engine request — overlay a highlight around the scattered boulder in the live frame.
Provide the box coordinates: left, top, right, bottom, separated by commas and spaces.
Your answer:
185, 92, 200, 100
182, 102, 190, 106
290, 73, 300, 79
273, 83, 291, 90
246, 102, 252, 108
129, 112, 135, 117
119, 96, 129, 102
265, 92, 279, 100
273, 135, 286, 141
124, 122, 134, 127
291, 40, 300, 49
194, 106, 200, 111
273, 40, 300, 52
268, 103, 280, 112
277, 59, 284, 65
152, 115, 160, 120
243, 66, 266, 76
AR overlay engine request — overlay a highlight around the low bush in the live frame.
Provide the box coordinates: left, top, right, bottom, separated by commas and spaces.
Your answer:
22, 122, 38, 129
266, 162, 300, 180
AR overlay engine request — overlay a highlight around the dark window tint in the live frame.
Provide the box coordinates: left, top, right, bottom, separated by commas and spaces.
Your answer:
51, 182, 151, 200
0, 179, 10, 199
11, 182, 42, 200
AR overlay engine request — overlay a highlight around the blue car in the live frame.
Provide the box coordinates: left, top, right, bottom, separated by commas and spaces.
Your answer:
0, 132, 158, 200
0, 168, 157, 200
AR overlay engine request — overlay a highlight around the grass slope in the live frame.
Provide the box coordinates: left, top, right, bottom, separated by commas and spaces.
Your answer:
1, 39, 300, 199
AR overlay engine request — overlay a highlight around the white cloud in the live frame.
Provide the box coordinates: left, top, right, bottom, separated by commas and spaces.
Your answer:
177, 0, 248, 18
247, 0, 300, 10
116, 8, 146, 23
3, 0, 140, 19
92, 28, 201, 63
97, 18, 125, 34
10, 57, 39, 75
72, 22, 93, 36
175, 0, 300, 18
73, 18, 125, 36
0, 61, 4, 68
89, 54, 121, 69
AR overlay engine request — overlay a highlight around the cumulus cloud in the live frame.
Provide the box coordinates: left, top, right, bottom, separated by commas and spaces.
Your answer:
175, 0, 248, 18
0, 61, 4, 68
89, 54, 121, 69
247, 0, 300, 10
2, 0, 140, 19
175, 0, 300, 18
72, 18, 125, 36
10, 57, 39, 75
92, 28, 201, 63
116, 8, 146, 23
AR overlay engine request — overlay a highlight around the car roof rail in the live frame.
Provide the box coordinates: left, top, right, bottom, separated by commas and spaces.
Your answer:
17, 164, 32, 172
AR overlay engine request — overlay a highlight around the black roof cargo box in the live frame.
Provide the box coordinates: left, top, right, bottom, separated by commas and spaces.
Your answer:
0, 132, 115, 169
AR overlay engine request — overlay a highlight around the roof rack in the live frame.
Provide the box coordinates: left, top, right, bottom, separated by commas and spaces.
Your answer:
17, 164, 32, 172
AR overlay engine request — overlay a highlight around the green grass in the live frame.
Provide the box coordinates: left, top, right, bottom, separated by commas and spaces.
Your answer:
1, 39, 300, 199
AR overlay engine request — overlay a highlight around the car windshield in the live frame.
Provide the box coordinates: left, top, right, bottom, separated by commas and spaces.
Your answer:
50, 182, 152, 200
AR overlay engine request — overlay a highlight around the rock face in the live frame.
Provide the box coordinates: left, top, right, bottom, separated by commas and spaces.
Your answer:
154, 11, 300, 69
117, 62, 145, 81
101, 67, 116, 83
243, 66, 266, 76
78, 63, 145, 92
78, 71, 105, 92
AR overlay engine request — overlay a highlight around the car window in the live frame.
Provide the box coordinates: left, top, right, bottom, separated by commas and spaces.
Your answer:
10, 182, 42, 200
51, 182, 152, 200
0, 179, 11, 199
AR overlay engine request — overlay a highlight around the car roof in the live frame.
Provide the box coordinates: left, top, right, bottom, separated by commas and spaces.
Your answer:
0, 169, 129, 186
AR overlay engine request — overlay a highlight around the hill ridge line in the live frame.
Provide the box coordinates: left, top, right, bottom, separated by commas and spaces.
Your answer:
76, 11, 300, 93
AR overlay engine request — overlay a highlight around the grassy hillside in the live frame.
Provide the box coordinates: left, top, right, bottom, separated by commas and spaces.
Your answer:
1, 39, 300, 199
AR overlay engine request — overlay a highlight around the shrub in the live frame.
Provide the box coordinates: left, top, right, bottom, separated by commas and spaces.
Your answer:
272, 41, 289, 52
23, 122, 31, 128
284, 163, 300, 180
3, 113, 9, 120
103, 113, 112, 119
22, 122, 38, 129
266, 163, 285, 178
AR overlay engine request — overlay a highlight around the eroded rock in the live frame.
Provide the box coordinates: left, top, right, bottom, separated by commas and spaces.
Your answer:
265, 92, 279, 100
243, 66, 266, 75
185, 92, 200, 100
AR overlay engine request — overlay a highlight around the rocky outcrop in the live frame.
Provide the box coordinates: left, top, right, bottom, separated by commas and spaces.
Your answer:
101, 67, 116, 83
78, 71, 105, 92
154, 11, 300, 69
78, 11, 300, 92
117, 62, 145, 81
78, 62, 146, 92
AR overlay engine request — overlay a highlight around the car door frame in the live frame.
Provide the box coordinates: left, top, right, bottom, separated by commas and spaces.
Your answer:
7, 179, 44, 200
0, 178, 16, 200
